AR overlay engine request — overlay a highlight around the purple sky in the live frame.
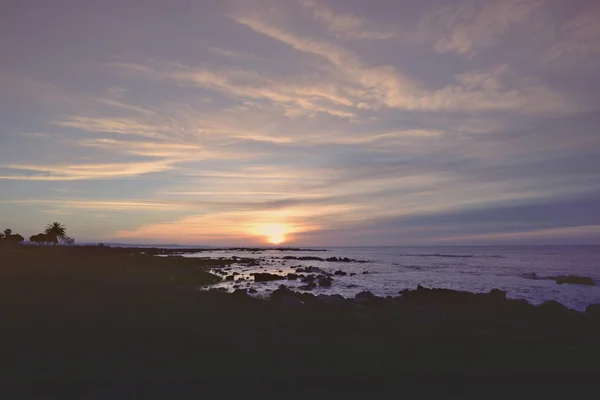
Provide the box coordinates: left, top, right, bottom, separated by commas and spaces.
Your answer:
1, 0, 600, 245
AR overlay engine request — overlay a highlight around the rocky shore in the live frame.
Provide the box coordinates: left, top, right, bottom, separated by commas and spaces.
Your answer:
1, 245, 599, 397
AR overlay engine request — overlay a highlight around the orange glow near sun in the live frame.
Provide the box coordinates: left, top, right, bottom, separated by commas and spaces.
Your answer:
254, 223, 290, 245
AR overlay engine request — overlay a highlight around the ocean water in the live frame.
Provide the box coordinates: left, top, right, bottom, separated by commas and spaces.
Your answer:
187, 246, 600, 311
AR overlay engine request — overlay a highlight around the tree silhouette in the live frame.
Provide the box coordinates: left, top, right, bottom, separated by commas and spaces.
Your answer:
63, 236, 75, 246
44, 222, 67, 246
30, 233, 48, 245
2, 230, 24, 245
10, 234, 24, 244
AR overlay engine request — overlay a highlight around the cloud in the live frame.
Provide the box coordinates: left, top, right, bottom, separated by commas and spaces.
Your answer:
300, 0, 397, 40
543, 11, 600, 69
229, 8, 567, 113
5, 199, 188, 211
0, 160, 176, 181
54, 116, 170, 140
418, 0, 542, 55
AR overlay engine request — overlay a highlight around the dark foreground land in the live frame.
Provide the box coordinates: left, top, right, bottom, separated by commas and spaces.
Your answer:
1, 246, 600, 398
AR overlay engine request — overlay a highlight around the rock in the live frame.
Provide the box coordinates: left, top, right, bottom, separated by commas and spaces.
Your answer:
301, 275, 316, 283
355, 291, 376, 300
537, 300, 569, 313
349, 273, 356, 276
318, 276, 332, 287
232, 272, 240, 276
252, 273, 286, 282
487, 288, 507, 302
298, 282, 317, 291
334, 270, 347, 276
585, 303, 600, 320
326, 256, 355, 262
296, 266, 326, 274
550, 275, 595, 286
287, 273, 299, 280
271, 286, 304, 307
362, 271, 369, 275
354, 291, 379, 305
536, 300, 574, 322
232, 288, 249, 298
283, 256, 325, 261
317, 294, 346, 307
248, 288, 258, 294
225, 275, 235, 281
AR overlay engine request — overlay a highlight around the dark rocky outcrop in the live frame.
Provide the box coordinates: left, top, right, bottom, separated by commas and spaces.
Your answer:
283, 256, 325, 261
298, 282, 317, 291
522, 273, 595, 286
317, 276, 333, 287
585, 303, 600, 321
317, 294, 346, 307
334, 270, 347, 276
295, 266, 327, 274
550, 275, 595, 285
252, 273, 286, 282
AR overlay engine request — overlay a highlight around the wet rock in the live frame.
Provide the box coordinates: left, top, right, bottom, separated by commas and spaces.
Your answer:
317, 294, 346, 307
296, 266, 326, 274
299, 282, 317, 291
550, 275, 595, 286
271, 286, 304, 308
225, 275, 235, 281
283, 256, 325, 261
232, 288, 249, 298
287, 273, 299, 280
301, 275, 316, 283
252, 273, 286, 282
334, 270, 347, 276
537, 300, 569, 312
487, 288, 507, 302
362, 271, 369, 274
585, 304, 600, 320
318, 276, 333, 287
355, 291, 376, 300
248, 288, 258, 294
349, 273, 356, 276
327, 257, 355, 262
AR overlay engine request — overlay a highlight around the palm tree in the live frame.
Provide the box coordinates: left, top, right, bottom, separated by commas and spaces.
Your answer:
44, 222, 67, 245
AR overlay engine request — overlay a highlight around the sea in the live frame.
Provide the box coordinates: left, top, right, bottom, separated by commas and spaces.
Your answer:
183, 245, 600, 311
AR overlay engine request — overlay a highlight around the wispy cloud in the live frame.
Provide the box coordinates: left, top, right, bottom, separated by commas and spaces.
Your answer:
0, 161, 176, 181
300, 0, 397, 40
230, 8, 567, 113
1, 0, 598, 244
418, 0, 542, 55
543, 11, 600, 69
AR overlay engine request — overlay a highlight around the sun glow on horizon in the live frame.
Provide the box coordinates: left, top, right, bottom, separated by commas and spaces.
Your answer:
253, 223, 291, 245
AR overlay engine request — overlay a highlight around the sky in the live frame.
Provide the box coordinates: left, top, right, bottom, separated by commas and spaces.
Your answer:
1, 0, 600, 246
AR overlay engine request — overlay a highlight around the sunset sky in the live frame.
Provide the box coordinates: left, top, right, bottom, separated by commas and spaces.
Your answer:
1, 0, 600, 246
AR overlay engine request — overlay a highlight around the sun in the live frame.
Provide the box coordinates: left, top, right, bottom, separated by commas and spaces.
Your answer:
268, 234, 285, 245
254, 223, 290, 245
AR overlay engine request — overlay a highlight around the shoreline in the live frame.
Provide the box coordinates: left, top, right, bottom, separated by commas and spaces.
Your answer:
2, 245, 600, 395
